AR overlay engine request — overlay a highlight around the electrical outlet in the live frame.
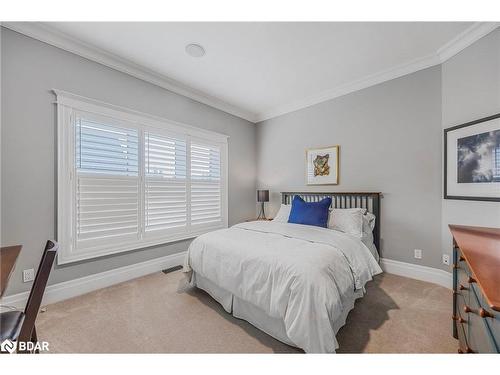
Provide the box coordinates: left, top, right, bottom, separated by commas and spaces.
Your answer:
23, 268, 35, 283
414, 249, 422, 259
442, 254, 450, 265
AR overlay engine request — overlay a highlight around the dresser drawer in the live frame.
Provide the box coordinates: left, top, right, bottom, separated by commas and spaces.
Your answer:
457, 322, 471, 354
471, 283, 500, 350
455, 267, 470, 304
455, 247, 472, 275
454, 293, 469, 350
466, 286, 498, 353
456, 292, 468, 321
456, 319, 472, 353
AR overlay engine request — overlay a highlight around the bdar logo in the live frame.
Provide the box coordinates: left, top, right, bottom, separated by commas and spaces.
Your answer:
1, 339, 17, 354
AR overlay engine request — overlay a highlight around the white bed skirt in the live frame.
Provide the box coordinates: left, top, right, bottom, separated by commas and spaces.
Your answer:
192, 272, 364, 352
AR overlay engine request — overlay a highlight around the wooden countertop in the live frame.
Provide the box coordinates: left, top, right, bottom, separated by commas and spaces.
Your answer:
1, 245, 22, 297
449, 225, 500, 312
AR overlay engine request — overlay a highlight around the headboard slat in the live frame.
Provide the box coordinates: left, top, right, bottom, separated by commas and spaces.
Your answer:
281, 192, 381, 254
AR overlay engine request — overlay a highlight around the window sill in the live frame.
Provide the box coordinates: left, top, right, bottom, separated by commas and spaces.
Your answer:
58, 224, 226, 265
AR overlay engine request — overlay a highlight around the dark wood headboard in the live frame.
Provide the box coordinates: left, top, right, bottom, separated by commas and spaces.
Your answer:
281, 192, 381, 252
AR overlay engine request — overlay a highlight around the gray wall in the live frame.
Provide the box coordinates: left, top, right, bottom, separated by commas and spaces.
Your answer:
1, 28, 257, 295
441, 28, 500, 261
256, 66, 443, 269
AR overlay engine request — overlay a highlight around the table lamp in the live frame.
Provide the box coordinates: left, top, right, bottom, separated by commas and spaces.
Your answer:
257, 190, 270, 220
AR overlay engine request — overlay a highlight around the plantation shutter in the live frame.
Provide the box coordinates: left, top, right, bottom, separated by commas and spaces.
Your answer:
75, 116, 140, 247
144, 132, 187, 234
57, 91, 228, 264
190, 142, 222, 226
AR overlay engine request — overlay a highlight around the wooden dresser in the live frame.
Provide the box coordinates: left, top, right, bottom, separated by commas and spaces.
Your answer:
450, 225, 500, 353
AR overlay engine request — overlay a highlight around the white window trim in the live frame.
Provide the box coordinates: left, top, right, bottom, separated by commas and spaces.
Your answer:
56, 90, 229, 265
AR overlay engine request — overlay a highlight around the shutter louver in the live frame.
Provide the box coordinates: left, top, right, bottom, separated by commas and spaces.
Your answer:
145, 132, 187, 233
75, 117, 140, 245
191, 142, 222, 226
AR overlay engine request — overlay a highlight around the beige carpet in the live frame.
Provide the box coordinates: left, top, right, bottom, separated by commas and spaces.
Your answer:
36, 271, 457, 353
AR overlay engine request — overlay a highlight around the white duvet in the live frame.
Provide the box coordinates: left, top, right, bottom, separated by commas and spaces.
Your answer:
183, 221, 382, 353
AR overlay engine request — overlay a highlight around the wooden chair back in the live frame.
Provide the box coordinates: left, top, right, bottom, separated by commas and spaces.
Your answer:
17, 240, 58, 343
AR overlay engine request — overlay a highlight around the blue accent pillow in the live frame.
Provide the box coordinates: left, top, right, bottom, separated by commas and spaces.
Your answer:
288, 195, 332, 228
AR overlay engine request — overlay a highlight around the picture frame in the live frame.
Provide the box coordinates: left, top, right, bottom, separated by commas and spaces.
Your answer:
444, 113, 500, 202
306, 145, 339, 185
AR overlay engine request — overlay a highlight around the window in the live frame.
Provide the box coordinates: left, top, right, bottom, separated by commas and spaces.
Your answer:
56, 91, 228, 264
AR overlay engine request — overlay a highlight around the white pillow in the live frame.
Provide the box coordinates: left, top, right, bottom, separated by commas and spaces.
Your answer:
328, 208, 365, 237
361, 212, 378, 260
363, 212, 376, 233
272, 204, 291, 223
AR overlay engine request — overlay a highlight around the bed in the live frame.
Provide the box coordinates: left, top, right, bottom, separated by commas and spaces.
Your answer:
183, 192, 382, 353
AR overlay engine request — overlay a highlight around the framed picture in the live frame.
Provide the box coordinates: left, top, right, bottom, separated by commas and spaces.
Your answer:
306, 145, 339, 185
444, 113, 500, 202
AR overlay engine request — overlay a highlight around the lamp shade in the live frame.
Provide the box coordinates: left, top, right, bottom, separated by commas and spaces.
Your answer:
257, 190, 269, 202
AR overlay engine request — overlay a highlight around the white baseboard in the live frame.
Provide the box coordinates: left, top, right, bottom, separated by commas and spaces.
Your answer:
380, 258, 452, 289
0, 251, 187, 309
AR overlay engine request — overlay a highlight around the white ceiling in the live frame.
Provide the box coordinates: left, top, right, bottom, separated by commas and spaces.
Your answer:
8, 22, 499, 122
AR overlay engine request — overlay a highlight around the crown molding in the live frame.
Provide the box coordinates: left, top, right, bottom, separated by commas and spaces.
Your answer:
255, 52, 441, 122
3, 22, 498, 124
2, 22, 258, 123
256, 22, 499, 122
437, 22, 499, 62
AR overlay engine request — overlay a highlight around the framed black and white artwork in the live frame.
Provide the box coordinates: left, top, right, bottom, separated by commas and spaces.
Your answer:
444, 113, 500, 202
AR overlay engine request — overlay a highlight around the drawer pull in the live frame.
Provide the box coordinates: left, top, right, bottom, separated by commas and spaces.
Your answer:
459, 284, 468, 291
463, 305, 474, 314
467, 276, 476, 284
458, 347, 474, 354
479, 308, 495, 319
452, 315, 467, 323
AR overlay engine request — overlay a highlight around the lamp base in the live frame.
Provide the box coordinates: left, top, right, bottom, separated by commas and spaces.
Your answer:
257, 202, 267, 220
